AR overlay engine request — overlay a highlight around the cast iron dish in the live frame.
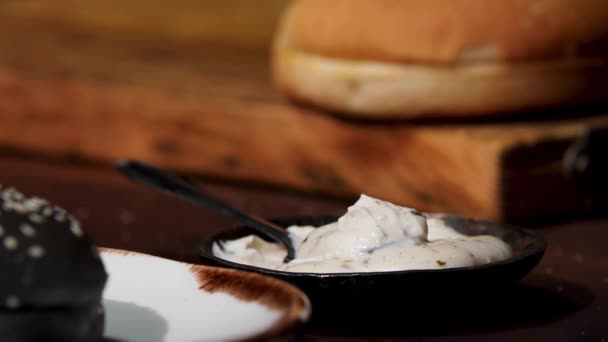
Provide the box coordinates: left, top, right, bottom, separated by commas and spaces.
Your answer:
199, 214, 546, 303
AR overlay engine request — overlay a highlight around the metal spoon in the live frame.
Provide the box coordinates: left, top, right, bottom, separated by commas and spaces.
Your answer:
114, 160, 296, 262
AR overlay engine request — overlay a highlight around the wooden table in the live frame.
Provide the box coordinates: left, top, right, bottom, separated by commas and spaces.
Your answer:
1, 156, 606, 341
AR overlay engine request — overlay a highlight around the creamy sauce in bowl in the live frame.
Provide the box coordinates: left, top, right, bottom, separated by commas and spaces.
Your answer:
213, 195, 512, 273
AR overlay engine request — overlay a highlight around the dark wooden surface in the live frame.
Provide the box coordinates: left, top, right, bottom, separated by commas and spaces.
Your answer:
1, 156, 606, 342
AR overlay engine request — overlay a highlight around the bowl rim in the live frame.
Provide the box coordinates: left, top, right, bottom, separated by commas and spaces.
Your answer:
199, 213, 547, 278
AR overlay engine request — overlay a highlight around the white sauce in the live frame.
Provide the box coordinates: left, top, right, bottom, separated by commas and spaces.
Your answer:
213, 195, 512, 273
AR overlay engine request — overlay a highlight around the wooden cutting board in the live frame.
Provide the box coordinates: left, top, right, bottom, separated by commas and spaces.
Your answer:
0, 0, 606, 222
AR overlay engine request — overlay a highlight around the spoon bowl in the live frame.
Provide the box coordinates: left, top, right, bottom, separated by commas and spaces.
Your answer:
199, 214, 546, 306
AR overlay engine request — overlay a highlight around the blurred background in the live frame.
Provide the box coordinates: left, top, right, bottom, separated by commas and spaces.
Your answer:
0, 0, 606, 234
1, 2, 607, 340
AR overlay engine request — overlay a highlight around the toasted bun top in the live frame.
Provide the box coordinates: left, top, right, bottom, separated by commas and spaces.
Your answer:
276, 0, 608, 64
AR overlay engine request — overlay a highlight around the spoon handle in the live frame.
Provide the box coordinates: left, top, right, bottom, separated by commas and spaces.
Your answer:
115, 160, 296, 261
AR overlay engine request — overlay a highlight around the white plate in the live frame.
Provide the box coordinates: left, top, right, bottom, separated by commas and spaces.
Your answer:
100, 248, 310, 342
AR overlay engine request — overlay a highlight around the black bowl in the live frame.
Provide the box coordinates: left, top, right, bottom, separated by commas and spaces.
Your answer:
199, 214, 546, 308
